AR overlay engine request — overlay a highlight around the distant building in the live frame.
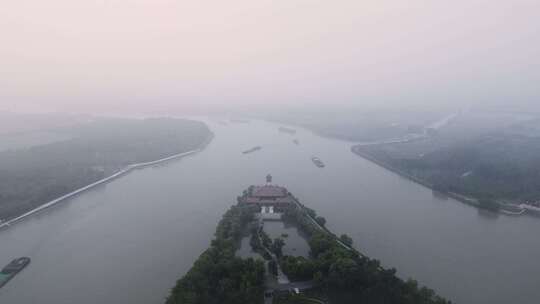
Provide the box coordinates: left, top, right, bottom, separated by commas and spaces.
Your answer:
239, 184, 296, 213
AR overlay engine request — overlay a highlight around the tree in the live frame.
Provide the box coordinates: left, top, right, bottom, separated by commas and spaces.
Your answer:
339, 234, 353, 247
268, 260, 278, 276
315, 216, 326, 227
328, 257, 360, 289
478, 198, 500, 211
313, 271, 324, 285
272, 238, 285, 257
309, 232, 334, 257
281, 256, 315, 281
167, 205, 265, 304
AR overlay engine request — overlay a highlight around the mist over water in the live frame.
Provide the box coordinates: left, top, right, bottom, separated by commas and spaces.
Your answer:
1, 120, 540, 304
1, 2, 540, 304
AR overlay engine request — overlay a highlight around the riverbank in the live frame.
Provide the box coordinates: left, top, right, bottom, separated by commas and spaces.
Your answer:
290, 196, 367, 258
166, 204, 265, 304
0, 117, 213, 222
0, 132, 213, 230
4, 119, 540, 304
351, 145, 526, 216
169, 183, 449, 304
278, 191, 450, 304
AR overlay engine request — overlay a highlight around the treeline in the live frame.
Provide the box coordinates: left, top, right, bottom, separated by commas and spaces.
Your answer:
281, 207, 451, 304
248, 226, 273, 260
356, 133, 540, 203
166, 205, 265, 304
0, 118, 211, 221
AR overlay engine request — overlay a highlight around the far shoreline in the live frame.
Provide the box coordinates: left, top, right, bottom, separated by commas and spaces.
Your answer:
351, 145, 526, 217
0, 131, 214, 230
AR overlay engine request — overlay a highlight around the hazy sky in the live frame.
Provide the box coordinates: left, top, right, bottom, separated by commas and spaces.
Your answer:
1, 0, 538, 113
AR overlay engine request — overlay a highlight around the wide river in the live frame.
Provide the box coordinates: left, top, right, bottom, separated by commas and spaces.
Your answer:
1, 119, 539, 304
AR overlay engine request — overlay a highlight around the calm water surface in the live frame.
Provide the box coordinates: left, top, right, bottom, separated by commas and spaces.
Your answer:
1, 119, 539, 304
263, 221, 310, 258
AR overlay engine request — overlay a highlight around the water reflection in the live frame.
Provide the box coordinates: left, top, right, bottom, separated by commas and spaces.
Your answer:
236, 234, 263, 260
263, 220, 310, 258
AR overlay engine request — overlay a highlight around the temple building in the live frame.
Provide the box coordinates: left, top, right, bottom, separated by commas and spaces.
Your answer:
239, 176, 296, 213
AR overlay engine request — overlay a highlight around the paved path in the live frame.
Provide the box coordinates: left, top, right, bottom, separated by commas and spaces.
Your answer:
259, 217, 318, 303
275, 280, 315, 291
291, 197, 387, 273
291, 198, 355, 252
0, 149, 201, 229
258, 220, 290, 284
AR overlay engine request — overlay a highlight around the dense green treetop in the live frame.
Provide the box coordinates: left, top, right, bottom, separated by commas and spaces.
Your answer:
166, 205, 265, 304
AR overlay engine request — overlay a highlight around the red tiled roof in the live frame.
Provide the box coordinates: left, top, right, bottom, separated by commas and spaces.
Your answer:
243, 197, 294, 204
251, 185, 286, 198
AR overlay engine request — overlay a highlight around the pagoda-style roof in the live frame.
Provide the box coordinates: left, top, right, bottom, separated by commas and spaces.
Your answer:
251, 185, 287, 198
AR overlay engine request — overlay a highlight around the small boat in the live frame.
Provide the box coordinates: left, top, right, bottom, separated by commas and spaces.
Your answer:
311, 157, 325, 168
242, 146, 262, 154
0, 257, 31, 289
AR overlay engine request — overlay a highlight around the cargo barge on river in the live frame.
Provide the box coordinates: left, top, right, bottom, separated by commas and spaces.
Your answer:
242, 146, 262, 154
0, 257, 31, 289
311, 157, 325, 168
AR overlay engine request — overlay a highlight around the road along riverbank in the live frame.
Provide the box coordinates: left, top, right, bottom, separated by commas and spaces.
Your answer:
0, 148, 205, 230
3, 119, 540, 304
351, 145, 526, 216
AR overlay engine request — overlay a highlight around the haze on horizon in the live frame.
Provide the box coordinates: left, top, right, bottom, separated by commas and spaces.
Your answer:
1, 0, 538, 114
